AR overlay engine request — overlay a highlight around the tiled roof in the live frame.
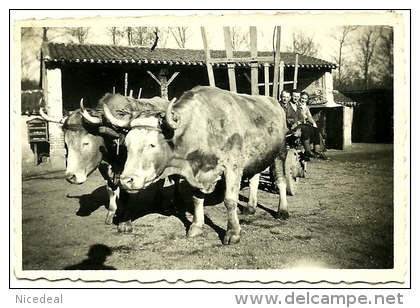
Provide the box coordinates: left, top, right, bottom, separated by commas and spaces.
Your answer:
42, 42, 337, 69
333, 90, 358, 107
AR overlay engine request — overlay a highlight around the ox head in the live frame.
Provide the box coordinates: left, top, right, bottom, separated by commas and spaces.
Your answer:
102, 98, 178, 193
40, 99, 120, 185
64, 114, 105, 184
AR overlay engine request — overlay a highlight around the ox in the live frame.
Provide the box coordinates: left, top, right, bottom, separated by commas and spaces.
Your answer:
103, 86, 290, 245
40, 94, 172, 232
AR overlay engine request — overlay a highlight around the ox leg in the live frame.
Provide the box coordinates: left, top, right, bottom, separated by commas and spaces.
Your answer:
242, 173, 260, 215
105, 185, 119, 225
187, 189, 205, 237
272, 158, 289, 220
117, 189, 133, 233
153, 179, 165, 210
223, 168, 242, 245
171, 174, 183, 207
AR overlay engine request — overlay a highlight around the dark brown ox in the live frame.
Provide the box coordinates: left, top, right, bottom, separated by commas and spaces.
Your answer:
103, 86, 290, 245
40, 93, 171, 232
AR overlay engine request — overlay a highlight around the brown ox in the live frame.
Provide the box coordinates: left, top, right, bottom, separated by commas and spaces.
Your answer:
103, 86, 290, 245
40, 93, 171, 232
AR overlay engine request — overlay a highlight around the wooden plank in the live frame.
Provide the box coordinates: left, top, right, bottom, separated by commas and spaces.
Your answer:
279, 60, 285, 93
264, 63, 270, 96
223, 27, 237, 92
201, 27, 215, 87
272, 26, 281, 100
250, 26, 258, 96
293, 53, 299, 89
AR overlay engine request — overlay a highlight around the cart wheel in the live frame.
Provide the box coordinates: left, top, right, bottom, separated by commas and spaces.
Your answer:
285, 148, 299, 196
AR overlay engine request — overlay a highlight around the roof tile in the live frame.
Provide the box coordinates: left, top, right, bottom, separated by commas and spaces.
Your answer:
43, 42, 337, 68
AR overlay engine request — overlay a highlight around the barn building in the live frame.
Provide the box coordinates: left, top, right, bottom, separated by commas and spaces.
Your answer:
37, 42, 352, 168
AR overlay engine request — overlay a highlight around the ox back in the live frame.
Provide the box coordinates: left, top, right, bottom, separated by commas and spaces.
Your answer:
168, 86, 288, 179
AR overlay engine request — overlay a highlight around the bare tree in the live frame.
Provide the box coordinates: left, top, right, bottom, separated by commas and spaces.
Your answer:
65, 27, 91, 44
230, 27, 249, 51
157, 27, 170, 48
376, 27, 394, 87
356, 26, 383, 90
287, 28, 319, 57
131, 27, 155, 46
330, 26, 358, 89
126, 27, 133, 46
106, 27, 125, 45
170, 27, 192, 48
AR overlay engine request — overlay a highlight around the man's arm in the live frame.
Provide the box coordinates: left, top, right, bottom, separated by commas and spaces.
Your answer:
305, 108, 317, 127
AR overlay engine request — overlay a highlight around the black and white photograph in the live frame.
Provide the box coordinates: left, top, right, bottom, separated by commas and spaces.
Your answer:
11, 10, 409, 287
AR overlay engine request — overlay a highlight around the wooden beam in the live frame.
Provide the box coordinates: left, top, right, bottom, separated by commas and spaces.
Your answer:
264, 63, 270, 96
167, 72, 179, 86
243, 73, 251, 83
272, 26, 281, 100
279, 60, 285, 93
201, 27, 215, 87
146, 70, 161, 85
208, 56, 273, 63
223, 27, 237, 92
124, 73, 128, 97
250, 26, 258, 96
293, 53, 299, 89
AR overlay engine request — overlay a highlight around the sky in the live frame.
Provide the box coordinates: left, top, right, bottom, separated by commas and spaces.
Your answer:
15, 10, 405, 82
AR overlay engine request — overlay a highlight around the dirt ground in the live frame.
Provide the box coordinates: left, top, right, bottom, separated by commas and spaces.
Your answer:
16, 143, 396, 280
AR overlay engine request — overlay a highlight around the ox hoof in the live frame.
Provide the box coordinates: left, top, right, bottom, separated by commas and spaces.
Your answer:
187, 225, 204, 238
242, 206, 256, 215
105, 213, 115, 225
275, 210, 289, 220
117, 221, 133, 233
223, 231, 241, 245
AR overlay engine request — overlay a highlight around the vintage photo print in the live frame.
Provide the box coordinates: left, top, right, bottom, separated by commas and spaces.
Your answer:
11, 10, 409, 286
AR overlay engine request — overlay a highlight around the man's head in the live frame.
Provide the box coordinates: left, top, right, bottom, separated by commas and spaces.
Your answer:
280, 90, 291, 104
291, 89, 301, 105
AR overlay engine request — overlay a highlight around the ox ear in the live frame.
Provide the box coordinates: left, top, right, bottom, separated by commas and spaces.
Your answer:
98, 126, 120, 138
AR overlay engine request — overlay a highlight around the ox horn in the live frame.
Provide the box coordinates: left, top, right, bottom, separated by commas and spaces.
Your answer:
80, 98, 102, 125
39, 107, 63, 123
98, 126, 120, 138
103, 103, 130, 128
165, 98, 179, 130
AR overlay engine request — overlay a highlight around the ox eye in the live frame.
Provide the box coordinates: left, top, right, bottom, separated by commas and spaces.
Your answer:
149, 144, 156, 148
82, 142, 90, 146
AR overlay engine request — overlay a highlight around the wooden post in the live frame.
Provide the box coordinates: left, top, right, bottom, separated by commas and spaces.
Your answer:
113, 87, 115, 94
124, 73, 128, 97
129, 89, 133, 97
201, 27, 215, 87
33, 143, 38, 166
293, 53, 299, 89
279, 61, 285, 93
250, 26, 258, 96
223, 27, 237, 92
272, 26, 281, 100
264, 63, 270, 96
159, 69, 169, 100
138, 88, 142, 99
